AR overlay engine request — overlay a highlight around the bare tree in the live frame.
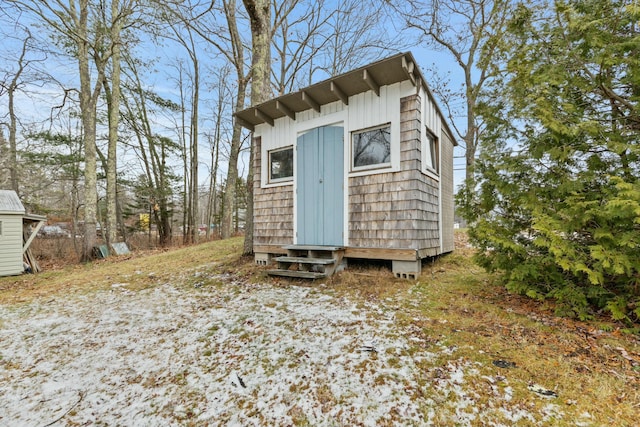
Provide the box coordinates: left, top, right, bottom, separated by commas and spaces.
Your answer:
320, 0, 399, 77
271, 0, 331, 94
170, 58, 200, 244
0, 25, 46, 196
0, 34, 30, 195
158, 0, 250, 241
218, 0, 251, 241
103, 0, 139, 248
167, 25, 202, 244
386, 0, 512, 184
271, 0, 397, 94
98, 0, 138, 248
121, 54, 181, 246
205, 65, 233, 239
5, 0, 134, 259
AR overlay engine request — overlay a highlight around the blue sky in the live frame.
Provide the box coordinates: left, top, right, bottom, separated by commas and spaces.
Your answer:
0, 1, 469, 193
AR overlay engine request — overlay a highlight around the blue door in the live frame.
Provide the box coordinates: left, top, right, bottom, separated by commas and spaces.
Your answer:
296, 125, 344, 246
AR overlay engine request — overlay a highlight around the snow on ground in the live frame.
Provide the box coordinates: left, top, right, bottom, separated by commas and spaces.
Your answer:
0, 273, 563, 426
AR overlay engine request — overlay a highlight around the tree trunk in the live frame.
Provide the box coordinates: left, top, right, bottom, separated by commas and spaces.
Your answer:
0, 130, 7, 189
242, 0, 272, 256
105, 0, 124, 248
77, 0, 101, 262
189, 54, 199, 244
209, 134, 220, 239
207, 83, 224, 239
221, 80, 247, 241
5, 35, 31, 195
221, 114, 244, 239
8, 79, 19, 195
243, 138, 255, 255
178, 65, 189, 244
220, 0, 248, 240
464, 81, 476, 184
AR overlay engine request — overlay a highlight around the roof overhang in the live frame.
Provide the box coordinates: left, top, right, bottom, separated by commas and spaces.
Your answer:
235, 52, 457, 145
24, 213, 47, 222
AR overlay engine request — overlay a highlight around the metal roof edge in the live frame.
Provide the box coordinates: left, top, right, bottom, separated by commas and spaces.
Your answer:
0, 189, 26, 214
24, 213, 47, 222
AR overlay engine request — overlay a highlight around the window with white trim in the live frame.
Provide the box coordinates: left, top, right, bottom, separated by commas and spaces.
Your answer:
268, 146, 293, 182
424, 127, 439, 174
351, 124, 391, 170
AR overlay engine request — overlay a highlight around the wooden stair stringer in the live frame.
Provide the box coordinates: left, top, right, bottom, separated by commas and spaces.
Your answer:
266, 245, 345, 279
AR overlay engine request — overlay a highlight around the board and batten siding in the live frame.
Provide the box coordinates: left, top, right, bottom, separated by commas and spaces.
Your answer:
0, 215, 24, 276
258, 82, 406, 187
258, 100, 346, 188
253, 136, 294, 247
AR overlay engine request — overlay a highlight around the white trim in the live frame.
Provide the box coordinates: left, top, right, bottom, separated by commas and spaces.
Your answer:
422, 169, 440, 182
267, 145, 294, 184
438, 128, 443, 253
293, 110, 345, 134
292, 117, 348, 246
422, 126, 440, 176
262, 180, 294, 189
350, 123, 393, 173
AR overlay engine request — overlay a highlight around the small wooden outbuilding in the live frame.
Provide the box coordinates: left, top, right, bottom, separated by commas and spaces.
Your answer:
235, 52, 457, 279
0, 190, 46, 276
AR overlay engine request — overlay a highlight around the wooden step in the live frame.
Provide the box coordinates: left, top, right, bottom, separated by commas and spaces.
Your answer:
283, 245, 344, 251
267, 270, 327, 279
275, 256, 336, 265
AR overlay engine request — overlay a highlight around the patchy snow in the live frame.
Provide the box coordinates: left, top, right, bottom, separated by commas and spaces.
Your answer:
0, 277, 563, 426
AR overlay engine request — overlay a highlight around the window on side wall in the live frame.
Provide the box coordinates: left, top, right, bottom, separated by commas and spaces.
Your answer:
424, 127, 439, 174
268, 146, 293, 183
351, 124, 391, 171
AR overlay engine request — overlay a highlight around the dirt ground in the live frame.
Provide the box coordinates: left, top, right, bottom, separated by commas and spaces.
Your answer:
1, 237, 638, 426
0, 276, 586, 426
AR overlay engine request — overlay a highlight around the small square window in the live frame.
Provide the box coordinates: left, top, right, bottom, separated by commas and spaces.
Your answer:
424, 127, 439, 173
269, 146, 293, 182
352, 124, 391, 170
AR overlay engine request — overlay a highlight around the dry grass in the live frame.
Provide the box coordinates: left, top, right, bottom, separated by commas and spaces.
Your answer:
257, 251, 640, 426
0, 237, 244, 304
3, 236, 639, 425
323, 252, 640, 427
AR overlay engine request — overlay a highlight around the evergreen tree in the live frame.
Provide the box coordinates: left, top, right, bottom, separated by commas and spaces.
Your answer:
463, 0, 640, 323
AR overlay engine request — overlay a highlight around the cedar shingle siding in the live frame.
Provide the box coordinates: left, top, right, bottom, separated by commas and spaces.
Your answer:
253, 137, 295, 246
348, 95, 440, 254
